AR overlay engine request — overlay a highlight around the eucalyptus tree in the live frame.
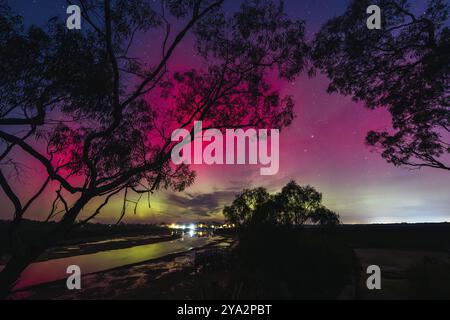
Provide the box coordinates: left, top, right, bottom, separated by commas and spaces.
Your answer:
0, 0, 310, 295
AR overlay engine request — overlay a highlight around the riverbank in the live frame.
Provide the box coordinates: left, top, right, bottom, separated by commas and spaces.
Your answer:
4, 223, 450, 299
355, 248, 450, 299
10, 244, 449, 300
9, 236, 234, 300
0, 219, 182, 264
0, 234, 180, 265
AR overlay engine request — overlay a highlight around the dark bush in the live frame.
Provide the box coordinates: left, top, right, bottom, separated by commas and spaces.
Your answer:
232, 225, 356, 299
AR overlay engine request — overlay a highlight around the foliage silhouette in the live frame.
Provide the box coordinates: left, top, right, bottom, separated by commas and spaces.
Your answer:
223, 180, 341, 227
313, 0, 450, 171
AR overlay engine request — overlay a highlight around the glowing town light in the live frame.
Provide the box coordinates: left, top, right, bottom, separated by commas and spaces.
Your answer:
189, 223, 196, 231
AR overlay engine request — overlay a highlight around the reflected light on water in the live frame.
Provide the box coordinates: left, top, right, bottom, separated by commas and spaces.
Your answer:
13, 237, 210, 291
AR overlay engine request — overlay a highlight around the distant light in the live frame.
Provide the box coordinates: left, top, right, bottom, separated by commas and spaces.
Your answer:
188, 229, 195, 237
189, 223, 196, 231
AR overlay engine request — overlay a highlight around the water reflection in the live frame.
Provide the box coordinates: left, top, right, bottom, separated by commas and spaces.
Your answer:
13, 236, 211, 291
171, 229, 215, 238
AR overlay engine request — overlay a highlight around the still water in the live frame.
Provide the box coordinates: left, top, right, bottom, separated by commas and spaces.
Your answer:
13, 234, 211, 290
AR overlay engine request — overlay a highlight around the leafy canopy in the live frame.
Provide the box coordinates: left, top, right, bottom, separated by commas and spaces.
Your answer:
223, 180, 340, 227
313, 0, 450, 171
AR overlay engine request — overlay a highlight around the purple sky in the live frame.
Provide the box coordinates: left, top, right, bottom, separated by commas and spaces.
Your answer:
1, 0, 449, 224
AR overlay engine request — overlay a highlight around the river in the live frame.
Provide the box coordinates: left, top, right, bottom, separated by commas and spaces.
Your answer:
11, 234, 212, 291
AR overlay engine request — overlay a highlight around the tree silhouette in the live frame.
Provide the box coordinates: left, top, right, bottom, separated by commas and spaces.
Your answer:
223, 180, 340, 227
223, 187, 271, 227
0, 0, 310, 295
275, 180, 322, 225
313, 0, 449, 171
310, 207, 340, 227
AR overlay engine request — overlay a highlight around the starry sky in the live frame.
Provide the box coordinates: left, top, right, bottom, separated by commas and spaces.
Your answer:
2, 0, 449, 224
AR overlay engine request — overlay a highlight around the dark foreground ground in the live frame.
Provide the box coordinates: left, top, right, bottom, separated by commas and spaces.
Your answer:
2, 222, 450, 300
10, 237, 235, 300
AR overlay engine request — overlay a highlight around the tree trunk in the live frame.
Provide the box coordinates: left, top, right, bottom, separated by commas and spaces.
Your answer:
0, 250, 43, 298
0, 193, 92, 298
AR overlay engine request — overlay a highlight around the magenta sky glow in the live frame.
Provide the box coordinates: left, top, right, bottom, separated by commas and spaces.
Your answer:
1, 0, 449, 224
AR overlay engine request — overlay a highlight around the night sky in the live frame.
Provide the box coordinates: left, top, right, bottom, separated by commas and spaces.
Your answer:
2, 0, 449, 224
